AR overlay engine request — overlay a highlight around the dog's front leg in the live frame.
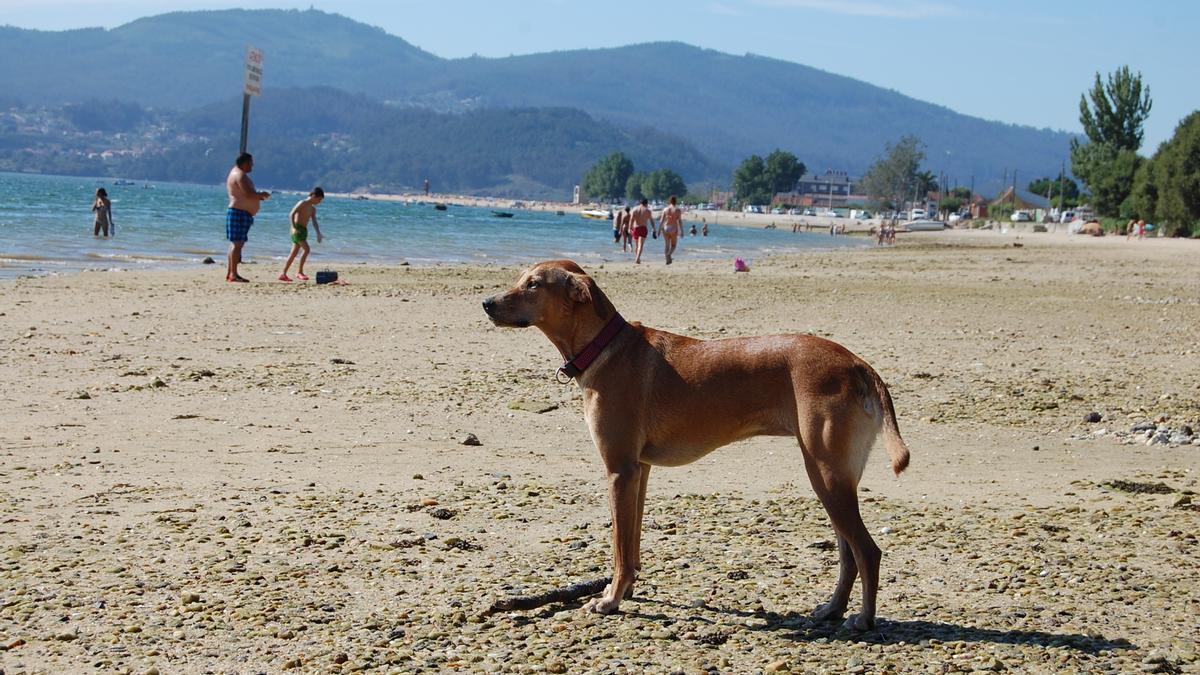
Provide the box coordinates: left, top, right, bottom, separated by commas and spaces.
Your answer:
583, 463, 642, 614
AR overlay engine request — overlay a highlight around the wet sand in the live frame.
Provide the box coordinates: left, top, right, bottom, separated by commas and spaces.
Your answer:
1, 231, 1198, 673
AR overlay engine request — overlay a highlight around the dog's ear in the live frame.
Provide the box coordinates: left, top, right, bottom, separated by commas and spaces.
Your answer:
566, 272, 592, 304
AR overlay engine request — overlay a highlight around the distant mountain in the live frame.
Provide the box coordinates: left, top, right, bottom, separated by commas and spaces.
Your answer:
0, 88, 721, 197
0, 9, 1076, 189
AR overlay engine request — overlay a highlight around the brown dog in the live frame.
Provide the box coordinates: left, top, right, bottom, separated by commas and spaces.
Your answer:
482, 260, 910, 630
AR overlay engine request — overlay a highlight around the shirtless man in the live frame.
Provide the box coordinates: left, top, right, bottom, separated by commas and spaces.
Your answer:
659, 195, 684, 264
225, 152, 270, 282
629, 198, 656, 265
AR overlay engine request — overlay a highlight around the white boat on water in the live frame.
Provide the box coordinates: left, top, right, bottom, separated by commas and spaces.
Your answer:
902, 219, 947, 232
580, 208, 613, 220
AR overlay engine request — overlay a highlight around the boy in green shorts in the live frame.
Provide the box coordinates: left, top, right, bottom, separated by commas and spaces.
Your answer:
279, 187, 325, 282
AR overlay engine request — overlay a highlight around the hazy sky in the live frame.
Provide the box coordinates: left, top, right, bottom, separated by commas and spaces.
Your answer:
5, 0, 1196, 150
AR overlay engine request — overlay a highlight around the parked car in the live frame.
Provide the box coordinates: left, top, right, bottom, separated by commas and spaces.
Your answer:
802, 208, 818, 216
820, 209, 842, 218
1059, 211, 1077, 223
909, 208, 927, 220
1010, 210, 1033, 222
771, 207, 785, 215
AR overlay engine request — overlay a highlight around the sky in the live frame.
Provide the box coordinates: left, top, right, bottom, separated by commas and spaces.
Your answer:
4, 0, 1196, 150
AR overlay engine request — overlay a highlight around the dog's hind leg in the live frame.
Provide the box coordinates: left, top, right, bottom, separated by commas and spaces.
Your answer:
799, 430, 882, 631
810, 534, 856, 622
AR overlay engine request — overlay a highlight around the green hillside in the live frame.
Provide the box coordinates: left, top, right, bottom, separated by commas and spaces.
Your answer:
0, 88, 721, 197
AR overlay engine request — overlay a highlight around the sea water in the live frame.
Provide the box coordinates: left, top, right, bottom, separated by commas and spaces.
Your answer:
0, 172, 865, 279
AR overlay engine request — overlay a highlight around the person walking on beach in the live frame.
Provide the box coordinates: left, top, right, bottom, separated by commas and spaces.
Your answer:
1137, 219, 1146, 240
630, 198, 655, 265
225, 152, 270, 282
92, 188, 114, 237
620, 206, 633, 252
660, 195, 683, 264
613, 209, 622, 246
279, 187, 325, 282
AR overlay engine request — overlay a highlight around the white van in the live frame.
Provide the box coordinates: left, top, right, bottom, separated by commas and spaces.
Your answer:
909, 208, 926, 220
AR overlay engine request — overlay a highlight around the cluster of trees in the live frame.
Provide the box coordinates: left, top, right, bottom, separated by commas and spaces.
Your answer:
732, 150, 805, 205
1130, 112, 1200, 236
1070, 66, 1197, 235
580, 152, 687, 202
1027, 173, 1081, 208
938, 186, 972, 215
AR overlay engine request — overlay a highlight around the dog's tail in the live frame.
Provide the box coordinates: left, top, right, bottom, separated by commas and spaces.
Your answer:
864, 364, 910, 476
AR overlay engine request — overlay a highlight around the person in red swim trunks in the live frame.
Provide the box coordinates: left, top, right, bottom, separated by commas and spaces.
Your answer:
629, 198, 655, 265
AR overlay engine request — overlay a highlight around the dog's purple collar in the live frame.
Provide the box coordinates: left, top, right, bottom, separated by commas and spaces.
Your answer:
556, 313, 627, 382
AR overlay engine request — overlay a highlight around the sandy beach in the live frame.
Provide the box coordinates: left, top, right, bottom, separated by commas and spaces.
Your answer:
2, 231, 1198, 673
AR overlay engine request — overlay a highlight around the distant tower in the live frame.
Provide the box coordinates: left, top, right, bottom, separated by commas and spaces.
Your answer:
572, 185, 581, 205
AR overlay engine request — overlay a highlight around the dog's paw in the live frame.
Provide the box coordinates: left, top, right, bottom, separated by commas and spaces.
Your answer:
841, 613, 874, 632
810, 601, 845, 622
582, 595, 621, 615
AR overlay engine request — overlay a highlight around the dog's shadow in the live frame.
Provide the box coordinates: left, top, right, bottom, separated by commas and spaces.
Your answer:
518, 598, 1135, 656
705, 604, 1136, 654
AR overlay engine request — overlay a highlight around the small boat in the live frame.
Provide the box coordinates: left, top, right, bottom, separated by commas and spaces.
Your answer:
580, 208, 612, 220
491, 211, 514, 218
555, 210, 565, 216
113, 179, 135, 186
434, 203, 448, 211
901, 219, 947, 232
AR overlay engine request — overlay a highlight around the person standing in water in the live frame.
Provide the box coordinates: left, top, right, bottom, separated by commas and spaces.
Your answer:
92, 188, 114, 237
629, 199, 656, 265
659, 195, 684, 264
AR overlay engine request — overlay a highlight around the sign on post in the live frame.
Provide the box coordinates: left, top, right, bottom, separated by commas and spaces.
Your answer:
244, 46, 264, 97
239, 46, 263, 154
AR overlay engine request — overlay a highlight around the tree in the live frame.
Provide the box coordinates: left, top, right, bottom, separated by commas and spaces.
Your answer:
1078, 66, 1153, 152
1071, 66, 1152, 216
581, 152, 634, 201
764, 150, 805, 194
733, 155, 772, 205
1071, 142, 1142, 216
860, 136, 925, 218
625, 172, 646, 202
1028, 173, 1081, 208
915, 170, 938, 197
641, 168, 687, 201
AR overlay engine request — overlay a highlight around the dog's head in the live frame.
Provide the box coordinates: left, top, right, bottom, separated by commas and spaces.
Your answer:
482, 260, 609, 334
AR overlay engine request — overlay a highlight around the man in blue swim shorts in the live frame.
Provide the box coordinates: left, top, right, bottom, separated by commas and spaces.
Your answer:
224, 152, 271, 282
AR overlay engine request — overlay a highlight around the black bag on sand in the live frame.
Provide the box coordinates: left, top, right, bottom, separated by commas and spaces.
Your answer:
315, 270, 338, 285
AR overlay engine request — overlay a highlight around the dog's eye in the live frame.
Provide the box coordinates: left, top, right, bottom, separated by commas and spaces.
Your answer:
526, 280, 539, 289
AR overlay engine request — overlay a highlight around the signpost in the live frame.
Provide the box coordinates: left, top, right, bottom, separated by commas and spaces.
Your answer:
239, 46, 264, 154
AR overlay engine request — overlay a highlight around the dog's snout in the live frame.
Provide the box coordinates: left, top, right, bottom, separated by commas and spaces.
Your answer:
482, 297, 496, 313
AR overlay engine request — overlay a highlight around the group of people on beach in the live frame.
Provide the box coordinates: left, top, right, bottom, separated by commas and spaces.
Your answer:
612, 196, 705, 265
1125, 219, 1149, 240
224, 152, 324, 282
